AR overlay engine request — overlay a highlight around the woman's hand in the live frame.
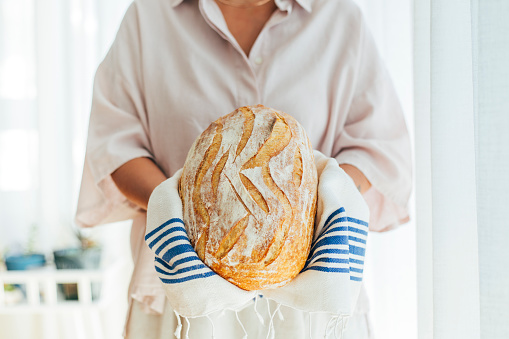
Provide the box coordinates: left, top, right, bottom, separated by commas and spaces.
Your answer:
111, 157, 167, 211
339, 164, 372, 194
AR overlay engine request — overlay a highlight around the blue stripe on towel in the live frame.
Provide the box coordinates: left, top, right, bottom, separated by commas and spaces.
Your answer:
322, 226, 349, 234
155, 264, 207, 276
160, 271, 216, 284
346, 217, 368, 227
321, 217, 369, 236
321, 217, 348, 235
306, 248, 350, 263
309, 230, 367, 253
301, 207, 368, 282
148, 226, 188, 249
349, 245, 365, 257
350, 267, 364, 274
302, 267, 364, 280
155, 256, 200, 271
348, 236, 367, 244
162, 243, 196, 262
155, 235, 190, 255
349, 258, 364, 265
312, 235, 349, 249
322, 207, 345, 230
303, 266, 350, 273
145, 218, 185, 241
319, 226, 368, 243
311, 258, 350, 264
349, 227, 369, 236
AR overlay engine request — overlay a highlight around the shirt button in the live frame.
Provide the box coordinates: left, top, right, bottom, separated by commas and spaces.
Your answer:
254, 56, 263, 65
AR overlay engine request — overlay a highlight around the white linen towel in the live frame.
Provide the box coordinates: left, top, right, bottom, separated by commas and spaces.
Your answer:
145, 151, 369, 337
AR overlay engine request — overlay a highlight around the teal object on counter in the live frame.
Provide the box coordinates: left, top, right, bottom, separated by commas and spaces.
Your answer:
5, 254, 46, 270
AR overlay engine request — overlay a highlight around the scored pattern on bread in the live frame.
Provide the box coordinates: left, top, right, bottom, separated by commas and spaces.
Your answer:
212, 148, 230, 198
215, 214, 250, 260
192, 122, 223, 226
180, 105, 317, 290
224, 174, 252, 216
240, 114, 293, 265
192, 121, 223, 260
293, 148, 303, 187
239, 173, 269, 213
235, 107, 255, 160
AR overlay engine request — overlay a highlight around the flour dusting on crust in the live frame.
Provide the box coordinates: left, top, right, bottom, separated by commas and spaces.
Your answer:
179, 105, 317, 290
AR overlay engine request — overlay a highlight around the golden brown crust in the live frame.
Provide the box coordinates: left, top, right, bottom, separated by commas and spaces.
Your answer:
179, 105, 317, 290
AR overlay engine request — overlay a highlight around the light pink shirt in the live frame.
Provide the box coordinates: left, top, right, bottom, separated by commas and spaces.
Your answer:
76, 0, 411, 317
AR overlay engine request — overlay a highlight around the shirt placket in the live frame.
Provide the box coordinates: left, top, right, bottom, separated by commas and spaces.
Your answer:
199, 0, 292, 106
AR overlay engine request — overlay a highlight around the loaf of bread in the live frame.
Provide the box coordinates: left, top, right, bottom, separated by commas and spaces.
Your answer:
179, 105, 317, 290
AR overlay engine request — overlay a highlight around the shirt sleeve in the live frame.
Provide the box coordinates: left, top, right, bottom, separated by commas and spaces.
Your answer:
76, 3, 153, 227
333, 11, 412, 232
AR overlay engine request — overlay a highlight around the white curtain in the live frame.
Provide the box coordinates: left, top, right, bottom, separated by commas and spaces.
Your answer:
0, 1, 132, 338
354, 1, 417, 339
0, 0, 132, 253
414, 0, 509, 338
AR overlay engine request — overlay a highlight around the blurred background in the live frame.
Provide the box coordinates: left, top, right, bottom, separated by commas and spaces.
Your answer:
0, 0, 416, 338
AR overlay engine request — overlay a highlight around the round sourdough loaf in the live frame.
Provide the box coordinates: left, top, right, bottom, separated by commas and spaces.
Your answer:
179, 105, 317, 290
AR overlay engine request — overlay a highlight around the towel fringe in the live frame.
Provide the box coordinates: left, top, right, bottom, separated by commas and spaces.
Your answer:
265, 302, 281, 339
173, 310, 182, 339
265, 299, 272, 339
206, 314, 216, 339
175, 306, 350, 338
235, 310, 248, 339
334, 316, 340, 339
277, 305, 284, 321
324, 315, 336, 338
185, 317, 190, 339
334, 315, 349, 339
254, 295, 265, 325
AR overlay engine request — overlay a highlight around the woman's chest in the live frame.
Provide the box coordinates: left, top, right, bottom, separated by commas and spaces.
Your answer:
137, 14, 356, 173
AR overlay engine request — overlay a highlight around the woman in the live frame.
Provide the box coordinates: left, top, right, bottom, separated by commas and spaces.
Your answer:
76, 0, 412, 337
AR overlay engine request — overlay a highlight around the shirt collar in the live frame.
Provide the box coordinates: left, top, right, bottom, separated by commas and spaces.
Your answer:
169, 0, 313, 13
276, 0, 312, 12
